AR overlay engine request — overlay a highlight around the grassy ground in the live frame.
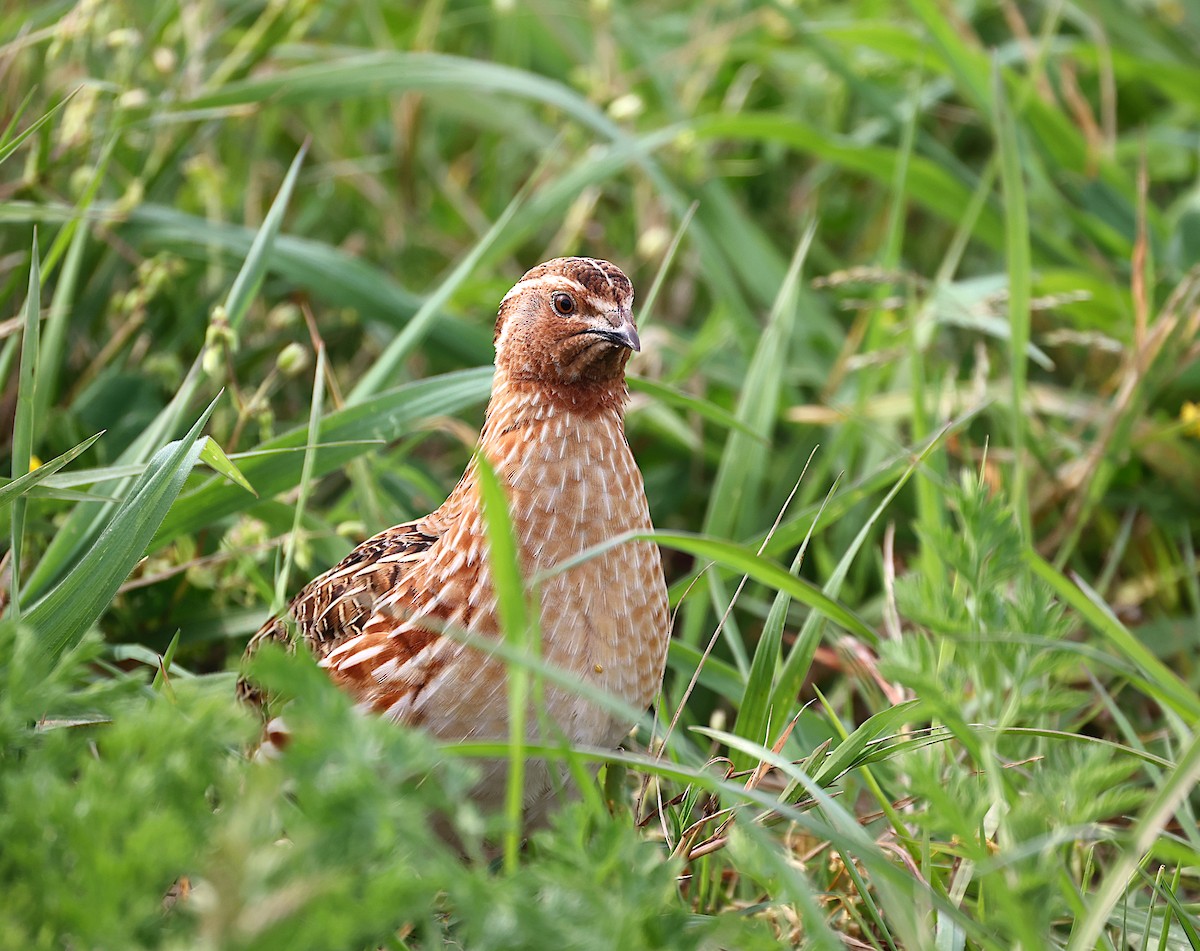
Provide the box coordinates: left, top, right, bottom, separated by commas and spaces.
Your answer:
3, 0, 1200, 947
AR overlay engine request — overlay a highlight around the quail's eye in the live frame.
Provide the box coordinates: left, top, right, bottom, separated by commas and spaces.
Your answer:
551, 292, 576, 316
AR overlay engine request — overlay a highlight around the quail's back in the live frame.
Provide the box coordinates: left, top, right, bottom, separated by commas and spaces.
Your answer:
240, 257, 671, 817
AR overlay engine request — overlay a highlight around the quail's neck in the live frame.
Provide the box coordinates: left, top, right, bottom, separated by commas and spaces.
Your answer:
483, 365, 628, 435
471, 366, 643, 573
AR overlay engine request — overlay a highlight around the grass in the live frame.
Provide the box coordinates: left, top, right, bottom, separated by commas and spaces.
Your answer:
2, 0, 1200, 947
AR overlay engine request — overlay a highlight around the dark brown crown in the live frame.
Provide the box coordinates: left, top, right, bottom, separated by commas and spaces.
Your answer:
515, 257, 633, 302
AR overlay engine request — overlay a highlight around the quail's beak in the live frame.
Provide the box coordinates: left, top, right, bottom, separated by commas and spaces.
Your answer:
587, 315, 640, 352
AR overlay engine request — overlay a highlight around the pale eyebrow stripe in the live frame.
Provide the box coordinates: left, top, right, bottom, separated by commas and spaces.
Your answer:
511, 286, 621, 315
499, 274, 590, 306
582, 292, 620, 313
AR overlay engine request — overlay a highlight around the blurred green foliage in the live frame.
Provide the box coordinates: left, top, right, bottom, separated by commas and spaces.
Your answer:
3, 0, 1200, 946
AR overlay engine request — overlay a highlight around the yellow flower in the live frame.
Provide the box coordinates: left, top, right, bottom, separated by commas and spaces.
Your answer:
1180, 402, 1200, 438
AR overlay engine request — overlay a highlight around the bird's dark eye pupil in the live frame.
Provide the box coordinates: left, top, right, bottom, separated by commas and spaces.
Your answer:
552, 293, 575, 315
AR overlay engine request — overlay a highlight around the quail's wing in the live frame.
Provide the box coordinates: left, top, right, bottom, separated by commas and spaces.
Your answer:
237, 521, 440, 704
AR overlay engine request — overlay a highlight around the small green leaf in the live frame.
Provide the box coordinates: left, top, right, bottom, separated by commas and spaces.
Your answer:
151, 630, 182, 695
198, 437, 257, 497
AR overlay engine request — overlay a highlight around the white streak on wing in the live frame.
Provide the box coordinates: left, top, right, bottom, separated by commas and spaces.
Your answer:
337, 642, 387, 669
377, 550, 423, 565
374, 640, 443, 689
372, 656, 400, 683
443, 550, 466, 576
415, 664, 454, 710
382, 695, 411, 721
325, 633, 367, 661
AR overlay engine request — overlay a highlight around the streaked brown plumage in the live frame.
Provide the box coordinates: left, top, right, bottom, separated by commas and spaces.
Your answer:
239, 257, 670, 820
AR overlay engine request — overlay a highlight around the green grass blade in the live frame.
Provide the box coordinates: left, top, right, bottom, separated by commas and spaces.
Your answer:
768, 407, 974, 717
665, 640, 743, 700
1141, 869, 1200, 949
657, 535, 873, 648
762, 450, 915, 555
40, 136, 113, 280
152, 367, 492, 547
22, 149, 308, 601
636, 199, 697, 329
33, 463, 152, 488
25, 396, 220, 669
179, 49, 754, 325
993, 727, 1174, 771
687, 113, 1005, 249
23, 487, 117, 504
225, 142, 308, 331
541, 529, 875, 645
275, 344, 325, 609
0, 87, 76, 167
474, 452, 536, 872
993, 60, 1033, 540
9, 234, 40, 620
183, 52, 620, 140
347, 181, 527, 403
733, 468, 830, 770
0, 86, 36, 159
1025, 551, 1200, 722
627, 377, 765, 441
702, 221, 815, 542
20, 359, 206, 602
0, 431, 104, 509
810, 699, 924, 786
118, 204, 490, 362
905, 0, 992, 113
692, 727, 952, 949
35, 205, 90, 426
